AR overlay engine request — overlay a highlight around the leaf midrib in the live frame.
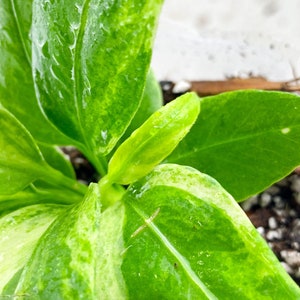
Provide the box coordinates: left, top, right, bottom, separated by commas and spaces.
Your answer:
170, 123, 300, 162
10, 0, 31, 66
130, 204, 217, 300
73, 0, 91, 149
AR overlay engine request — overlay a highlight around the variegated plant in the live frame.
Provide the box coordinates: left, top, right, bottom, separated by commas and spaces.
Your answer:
1, 0, 300, 299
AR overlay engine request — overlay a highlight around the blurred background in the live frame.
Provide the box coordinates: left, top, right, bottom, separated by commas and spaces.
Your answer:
152, 0, 300, 82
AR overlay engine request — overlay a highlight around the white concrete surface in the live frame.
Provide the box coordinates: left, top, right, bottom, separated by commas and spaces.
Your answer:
152, 0, 300, 81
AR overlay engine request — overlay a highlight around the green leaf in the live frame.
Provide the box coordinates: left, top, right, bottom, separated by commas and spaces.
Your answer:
14, 184, 101, 299
0, 107, 47, 194
38, 144, 76, 179
0, 0, 71, 145
106, 69, 163, 162
0, 204, 65, 294
0, 183, 81, 217
166, 90, 300, 201
107, 92, 200, 185
0, 107, 86, 198
91, 200, 127, 298
8, 166, 300, 298
120, 164, 300, 299
14, 184, 128, 299
32, 0, 164, 162
123, 69, 163, 139
0, 186, 46, 217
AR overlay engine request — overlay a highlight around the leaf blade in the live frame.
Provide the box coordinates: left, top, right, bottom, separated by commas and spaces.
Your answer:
32, 0, 164, 158
0, 204, 65, 293
123, 69, 163, 139
108, 92, 200, 184
0, 107, 85, 199
15, 184, 102, 299
96, 201, 128, 298
38, 144, 76, 179
121, 164, 300, 299
0, 0, 71, 145
166, 90, 300, 200
0, 107, 46, 194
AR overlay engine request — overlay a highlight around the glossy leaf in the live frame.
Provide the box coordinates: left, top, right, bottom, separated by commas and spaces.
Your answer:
0, 182, 82, 217
15, 184, 101, 299
0, 204, 65, 294
0, 0, 71, 145
120, 164, 300, 298
0, 107, 47, 194
123, 69, 163, 139
106, 69, 163, 160
108, 92, 200, 184
32, 0, 163, 160
0, 187, 40, 217
166, 90, 300, 201
38, 144, 76, 179
0, 107, 86, 198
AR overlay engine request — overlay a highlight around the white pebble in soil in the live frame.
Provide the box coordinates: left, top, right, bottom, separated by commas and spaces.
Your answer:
290, 219, 300, 245
280, 250, 300, 268
74, 157, 86, 165
172, 80, 191, 94
292, 242, 300, 251
292, 219, 300, 229
281, 261, 294, 275
291, 177, 300, 193
259, 192, 272, 207
256, 226, 265, 236
268, 217, 278, 229
289, 209, 298, 218
266, 230, 282, 241
274, 208, 289, 219
273, 196, 285, 209
161, 82, 173, 91
241, 195, 258, 211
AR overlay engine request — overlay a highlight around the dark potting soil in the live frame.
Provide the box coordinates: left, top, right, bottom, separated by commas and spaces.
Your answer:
63, 81, 300, 286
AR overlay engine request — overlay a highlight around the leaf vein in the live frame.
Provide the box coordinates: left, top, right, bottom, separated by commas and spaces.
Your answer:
130, 204, 217, 300
73, 0, 91, 145
9, 0, 31, 65
172, 123, 300, 162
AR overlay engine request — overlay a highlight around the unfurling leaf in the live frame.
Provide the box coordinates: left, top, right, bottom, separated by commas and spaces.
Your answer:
123, 69, 163, 139
107, 92, 200, 185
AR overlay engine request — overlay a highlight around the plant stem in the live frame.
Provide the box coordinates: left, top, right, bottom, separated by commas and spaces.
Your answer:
78, 145, 108, 177
98, 176, 125, 209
